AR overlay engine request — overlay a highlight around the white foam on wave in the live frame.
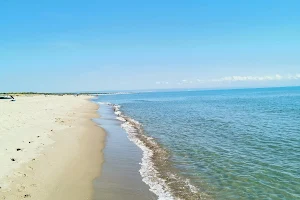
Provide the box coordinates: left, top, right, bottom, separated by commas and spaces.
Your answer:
111, 103, 177, 200
97, 102, 112, 105
116, 116, 126, 122
98, 102, 123, 121
113, 105, 123, 120
98, 102, 201, 199
121, 122, 176, 200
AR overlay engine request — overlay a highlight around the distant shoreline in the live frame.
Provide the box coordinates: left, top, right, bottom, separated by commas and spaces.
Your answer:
2, 85, 299, 96
0, 92, 109, 95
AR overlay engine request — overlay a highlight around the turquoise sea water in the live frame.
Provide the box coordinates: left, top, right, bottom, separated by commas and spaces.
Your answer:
96, 87, 300, 200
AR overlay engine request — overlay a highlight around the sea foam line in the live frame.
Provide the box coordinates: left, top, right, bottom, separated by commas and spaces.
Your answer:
98, 102, 203, 200
102, 102, 177, 200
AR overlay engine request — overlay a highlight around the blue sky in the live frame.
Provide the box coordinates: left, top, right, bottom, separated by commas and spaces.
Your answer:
1, 0, 300, 92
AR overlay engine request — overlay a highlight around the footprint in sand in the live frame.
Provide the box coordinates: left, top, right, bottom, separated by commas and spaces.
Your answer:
17, 185, 25, 192
15, 172, 25, 177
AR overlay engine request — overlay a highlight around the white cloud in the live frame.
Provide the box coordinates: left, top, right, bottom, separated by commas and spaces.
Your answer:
155, 73, 300, 87
275, 74, 282, 80
176, 79, 191, 85
212, 74, 300, 82
155, 81, 169, 85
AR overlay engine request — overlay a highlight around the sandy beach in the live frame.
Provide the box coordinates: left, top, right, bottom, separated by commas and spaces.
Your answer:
0, 95, 105, 200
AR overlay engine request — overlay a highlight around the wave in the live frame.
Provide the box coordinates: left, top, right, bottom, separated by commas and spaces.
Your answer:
99, 102, 207, 200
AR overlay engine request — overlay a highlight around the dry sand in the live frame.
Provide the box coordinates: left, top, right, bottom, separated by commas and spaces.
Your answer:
0, 95, 105, 200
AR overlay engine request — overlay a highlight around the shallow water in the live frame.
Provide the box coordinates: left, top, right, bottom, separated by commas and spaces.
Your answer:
96, 87, 300, 200
93, 104, 156, 200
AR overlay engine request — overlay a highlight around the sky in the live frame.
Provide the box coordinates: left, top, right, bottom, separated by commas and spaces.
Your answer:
1, 0, 300, 92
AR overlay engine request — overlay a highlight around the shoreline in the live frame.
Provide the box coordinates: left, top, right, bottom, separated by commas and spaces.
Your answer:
112, 103, 204, 200
0, 95, 106, 200
92, 102, 157, 200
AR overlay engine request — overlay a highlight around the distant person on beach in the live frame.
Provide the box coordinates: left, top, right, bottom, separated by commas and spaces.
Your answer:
10, 95, 15, 101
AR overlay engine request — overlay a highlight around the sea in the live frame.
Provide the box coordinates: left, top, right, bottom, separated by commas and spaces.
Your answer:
94, 87, 300, 200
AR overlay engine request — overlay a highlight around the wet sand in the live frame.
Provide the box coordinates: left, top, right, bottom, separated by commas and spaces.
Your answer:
93, 103, 157, 200
0, 95, 105, 200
